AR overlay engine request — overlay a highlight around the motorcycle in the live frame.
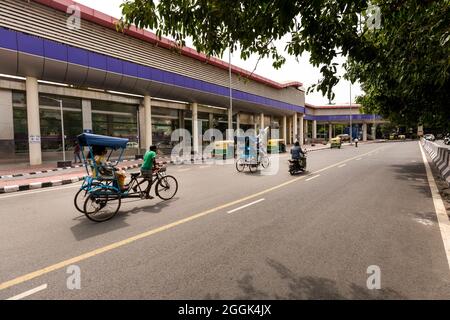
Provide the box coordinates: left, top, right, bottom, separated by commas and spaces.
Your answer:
289, 151, 307, 175
444, 135, 450, 145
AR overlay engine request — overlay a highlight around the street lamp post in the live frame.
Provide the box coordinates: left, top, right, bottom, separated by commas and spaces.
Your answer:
43, 96, 65, 161
349, 83, 353, 145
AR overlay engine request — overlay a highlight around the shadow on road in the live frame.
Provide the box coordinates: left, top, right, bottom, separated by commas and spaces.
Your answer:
205, 258, 404, 300
69, 198, 179, 241
389, 162, 431, 198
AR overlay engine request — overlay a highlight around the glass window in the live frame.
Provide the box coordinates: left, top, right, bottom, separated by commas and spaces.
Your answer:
92, 101, 138, 144
13, 107, 28, 153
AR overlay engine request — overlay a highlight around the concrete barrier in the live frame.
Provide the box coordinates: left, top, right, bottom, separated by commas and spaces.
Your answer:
422, 139, 450, 185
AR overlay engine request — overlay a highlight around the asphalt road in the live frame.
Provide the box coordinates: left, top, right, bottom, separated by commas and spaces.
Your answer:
0, 141, 449, 299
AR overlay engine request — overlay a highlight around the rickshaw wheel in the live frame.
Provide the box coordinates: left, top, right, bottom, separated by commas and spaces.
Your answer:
74, 188, 89, 213
249, 163, 257, 173
156, 175, 178, 200
261, 156, 270, 169
83, 188, 121, 222
235, 159, 246, 172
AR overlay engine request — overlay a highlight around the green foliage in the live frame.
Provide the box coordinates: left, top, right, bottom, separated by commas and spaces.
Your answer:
120, 0, 450, 126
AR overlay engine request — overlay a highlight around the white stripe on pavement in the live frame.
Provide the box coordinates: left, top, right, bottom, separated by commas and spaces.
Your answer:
356, 158, 362, 161
338, 164, 347, 168
227, 198, 265, 214
6, 284, 47, 300
306, 174, 321, 181
419, 141, 450, 270
0, 184, 81, 199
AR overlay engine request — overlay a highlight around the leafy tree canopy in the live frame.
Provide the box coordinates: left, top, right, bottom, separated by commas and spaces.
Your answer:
120, 0, 450, 127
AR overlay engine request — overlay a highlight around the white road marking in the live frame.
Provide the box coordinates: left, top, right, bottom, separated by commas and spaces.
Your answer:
227, 198, 265, 214
0, 184, 81, 199
338, 164, 347, 168
306, 174, 321, 181
356, 158, 362, 161
419, 142, 450, 270
6, 284, 47, 300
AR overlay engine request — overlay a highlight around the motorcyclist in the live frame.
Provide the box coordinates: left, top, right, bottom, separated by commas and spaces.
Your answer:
290, 141, 305, 168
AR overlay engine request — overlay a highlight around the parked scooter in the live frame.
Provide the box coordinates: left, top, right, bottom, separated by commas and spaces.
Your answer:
289, 151, 307, 175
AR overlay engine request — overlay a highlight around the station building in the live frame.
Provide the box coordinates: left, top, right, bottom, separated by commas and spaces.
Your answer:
0, 0, 384, 165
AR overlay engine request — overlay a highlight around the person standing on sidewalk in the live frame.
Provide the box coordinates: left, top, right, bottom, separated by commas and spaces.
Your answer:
354, 138, 359, 147
73, 141, 82, 163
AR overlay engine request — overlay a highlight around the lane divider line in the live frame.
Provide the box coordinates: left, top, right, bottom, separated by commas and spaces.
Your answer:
306, 174, 321, 181
0, 146, 386, 292
419, 142, 450, 270
338, 164, 347, 168
6, 284, 47, 300
227, 198, 265, 213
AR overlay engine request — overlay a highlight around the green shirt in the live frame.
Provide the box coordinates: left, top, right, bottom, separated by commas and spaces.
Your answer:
141, 150, 156, 170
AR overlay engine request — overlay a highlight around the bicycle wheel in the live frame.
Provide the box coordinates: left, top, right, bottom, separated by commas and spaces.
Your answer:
156, 175, 178, 200
235, 158, 246, 172
83, 188, 121, 222
74, 188, 89, 213
249, 163, 257, 173
261, 156, 270, 169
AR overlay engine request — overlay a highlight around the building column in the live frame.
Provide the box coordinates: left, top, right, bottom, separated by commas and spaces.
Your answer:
26, 77, 42, 165
81, 99, 92, 132
282, 116, 287, 144
143, 95, 152, 149
0, 89, 14, 156
371, 124, 377, 140
304, 119, 309, 139
293, 113, 298, 142
226, 108, 234, 140
191, 102, 199, 153
236, 112, 240, 130
299, 114, 304, 146
208, 113, 214, 130
362, 123, 368, 141
260, 112, 264, 133
312, 120, 317, 139
329, 123, 333, 140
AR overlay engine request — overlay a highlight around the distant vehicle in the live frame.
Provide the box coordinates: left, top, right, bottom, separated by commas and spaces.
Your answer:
398, 134, 406, 140
444, 135, 450, 145
336, 134, 350, 142
330, 137, 342, 149
424, 134, 435, 141
126, 141, 139, 149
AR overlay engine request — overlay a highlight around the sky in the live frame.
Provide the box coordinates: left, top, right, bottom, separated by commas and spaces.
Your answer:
74, 0, 362, 106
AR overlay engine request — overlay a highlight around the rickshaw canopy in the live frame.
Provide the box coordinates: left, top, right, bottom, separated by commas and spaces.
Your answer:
77, 133, 129, 150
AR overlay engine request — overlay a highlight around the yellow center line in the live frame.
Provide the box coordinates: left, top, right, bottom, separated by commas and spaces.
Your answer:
0, 146, 385, 292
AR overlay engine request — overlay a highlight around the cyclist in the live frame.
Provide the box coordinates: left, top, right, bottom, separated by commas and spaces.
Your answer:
136, 145, 159, 199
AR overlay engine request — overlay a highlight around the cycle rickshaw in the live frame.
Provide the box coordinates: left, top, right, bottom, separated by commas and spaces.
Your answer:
73, 133, 178, 222
235, 135, 270, 173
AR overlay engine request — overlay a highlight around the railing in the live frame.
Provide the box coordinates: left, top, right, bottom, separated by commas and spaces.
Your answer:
422, 139, 450, 184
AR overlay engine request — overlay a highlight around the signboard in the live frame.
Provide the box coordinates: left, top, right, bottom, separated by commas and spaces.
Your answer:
29, 135, 41, 144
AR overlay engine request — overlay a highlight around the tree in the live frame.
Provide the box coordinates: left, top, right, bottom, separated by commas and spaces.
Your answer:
120, 0, 450, 126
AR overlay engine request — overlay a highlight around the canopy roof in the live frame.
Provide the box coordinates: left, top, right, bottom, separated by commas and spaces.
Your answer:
77, 133, 129, 149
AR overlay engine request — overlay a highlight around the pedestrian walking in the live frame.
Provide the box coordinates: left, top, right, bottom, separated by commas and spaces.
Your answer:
73, 141, 82, 163
354, 138, 359, 147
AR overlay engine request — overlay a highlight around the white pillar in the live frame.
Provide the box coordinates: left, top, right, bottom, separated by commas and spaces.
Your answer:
81, 99, 92, 132
329, 124, 333, 140
236, 112, 240, 130
144, 95, 152, 149
192, 102, 199, 153
299, 114, 304, 146
0, 89, 14, 155
362, 123, 368, 141
225, 107, 233, 141
312, 120, 317, 139
260, 112, 264, 133
304, 119, 309, 139
293, 113, 298, 142
26, 77, 42, 165
372, 124, 377, 140
282, 116, 287, 144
